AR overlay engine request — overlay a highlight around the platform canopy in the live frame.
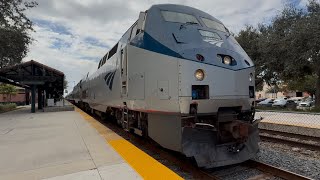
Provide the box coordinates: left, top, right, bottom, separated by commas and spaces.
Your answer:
0, 60, 65, 112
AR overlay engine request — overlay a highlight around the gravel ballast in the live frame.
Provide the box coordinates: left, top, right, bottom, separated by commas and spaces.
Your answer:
256, 142, 320, 179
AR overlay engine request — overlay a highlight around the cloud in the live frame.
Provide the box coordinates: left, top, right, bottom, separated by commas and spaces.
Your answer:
23, 0, 302, 93
33, 19, 73, 35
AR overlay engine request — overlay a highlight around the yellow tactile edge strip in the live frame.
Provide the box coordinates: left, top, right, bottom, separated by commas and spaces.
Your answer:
75, 107, 183, 180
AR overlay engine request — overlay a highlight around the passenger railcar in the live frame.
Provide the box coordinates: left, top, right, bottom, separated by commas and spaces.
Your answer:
68, 4, 260, 168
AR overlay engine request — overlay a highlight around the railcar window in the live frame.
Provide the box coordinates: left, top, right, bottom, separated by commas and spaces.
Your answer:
100, 59, 104, 67
161, 11, 199, 24
199, 30, 222, 41
102, 54, 107, 64
201, 17, 226, 32
98, 60, 102, 69
107, 43, 118, 59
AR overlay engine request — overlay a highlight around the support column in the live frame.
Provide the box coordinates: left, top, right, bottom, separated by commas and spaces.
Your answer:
43, 90, 46, 108
38, 87, 43, 110
31, 85, 36, 113
25, 89, 30, 105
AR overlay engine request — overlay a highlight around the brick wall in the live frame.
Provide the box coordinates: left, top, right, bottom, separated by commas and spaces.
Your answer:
0, 93, 26, 104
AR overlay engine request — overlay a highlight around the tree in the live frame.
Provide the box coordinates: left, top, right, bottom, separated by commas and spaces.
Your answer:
270, 0, 320, 106
236, 26, 263, 91
236, 0, 320, 107
236, 25, 282, 91
0, 83, 17, 102
266, 85, 281, 94
0, 0, 38, 68
304, 0, 320, 106
285, 75, 317, 98
0, 28, 31, 68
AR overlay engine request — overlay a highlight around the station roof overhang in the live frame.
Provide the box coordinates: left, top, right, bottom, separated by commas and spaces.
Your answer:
0, 60, 64, 95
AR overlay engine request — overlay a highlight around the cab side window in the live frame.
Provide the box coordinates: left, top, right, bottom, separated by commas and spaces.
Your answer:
102, 54, 108, 64
108, 43, 119, 59
122, 28, 131, 43
130, 23, 138, 41
98, 60, 102, 69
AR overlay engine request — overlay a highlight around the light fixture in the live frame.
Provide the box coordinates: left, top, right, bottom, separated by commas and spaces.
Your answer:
249, 73, 253, 82
195, 69, 205, 81
223, 56, 232, 65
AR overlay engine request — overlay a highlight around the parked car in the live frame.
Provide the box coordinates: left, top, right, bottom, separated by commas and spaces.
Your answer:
257, 98, 274, 107
255, 98, 267, 104
278, 96, 288, 100
298, 99, 315, 107
272, 99, 296, 108
288, 97, 304, 104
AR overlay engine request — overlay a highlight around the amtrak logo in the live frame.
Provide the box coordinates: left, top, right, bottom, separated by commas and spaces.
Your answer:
104, 71, 116, 90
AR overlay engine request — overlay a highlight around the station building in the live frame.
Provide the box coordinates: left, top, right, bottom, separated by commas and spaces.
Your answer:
0, 60, 64, 112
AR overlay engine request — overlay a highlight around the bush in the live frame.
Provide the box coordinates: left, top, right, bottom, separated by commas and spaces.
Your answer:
0, 103, 17, 113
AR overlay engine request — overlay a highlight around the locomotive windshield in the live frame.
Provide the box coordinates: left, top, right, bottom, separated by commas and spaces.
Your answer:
161, 11, 199, 24
198, 30, 222, 41
201, 17, 227, 32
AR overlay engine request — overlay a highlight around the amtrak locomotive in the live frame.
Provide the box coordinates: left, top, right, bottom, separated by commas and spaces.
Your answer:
68, 4, 260, 168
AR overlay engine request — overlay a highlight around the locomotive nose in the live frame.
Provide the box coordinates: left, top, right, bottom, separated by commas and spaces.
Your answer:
180, 64, 254, 98
210, 68, 253, 97
178, 57, 255, 114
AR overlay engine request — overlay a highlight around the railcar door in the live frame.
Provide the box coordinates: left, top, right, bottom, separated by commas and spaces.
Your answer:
120, 46, 128, 97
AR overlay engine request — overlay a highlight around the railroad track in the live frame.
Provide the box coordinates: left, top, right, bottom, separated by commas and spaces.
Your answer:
259, 129, 320, 151
97, 117, 314, 179
203, 159, 312, 180
245, 160, 312, 180
76, 105, 313, 180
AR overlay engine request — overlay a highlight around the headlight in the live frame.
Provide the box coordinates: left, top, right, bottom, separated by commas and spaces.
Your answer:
249, 73, 253, 82
195, 69, 205, 81
223, 56, 232, 65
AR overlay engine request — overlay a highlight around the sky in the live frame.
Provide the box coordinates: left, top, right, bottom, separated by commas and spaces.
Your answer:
23, 0, 309, 93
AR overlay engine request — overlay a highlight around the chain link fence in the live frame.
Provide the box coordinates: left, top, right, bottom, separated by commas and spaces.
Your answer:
255, 107, 320, 138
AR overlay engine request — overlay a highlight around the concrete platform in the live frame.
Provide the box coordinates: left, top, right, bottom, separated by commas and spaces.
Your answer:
0, 107, 141, 180
43, 105, 74, 112
256, 111, 320, 137
43, 100, 74, 112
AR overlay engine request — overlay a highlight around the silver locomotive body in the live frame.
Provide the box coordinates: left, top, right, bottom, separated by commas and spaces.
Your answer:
68, 4, 259, 168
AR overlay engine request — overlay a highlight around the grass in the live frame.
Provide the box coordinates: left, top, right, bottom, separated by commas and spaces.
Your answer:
0, 103, 17, 113
311, 107, 320, 112
256, 106, 320, 113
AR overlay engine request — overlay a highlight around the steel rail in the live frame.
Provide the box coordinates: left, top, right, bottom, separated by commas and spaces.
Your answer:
246, 160, 312, 180
259, 129, 319, 141
259, 129, 320, 151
